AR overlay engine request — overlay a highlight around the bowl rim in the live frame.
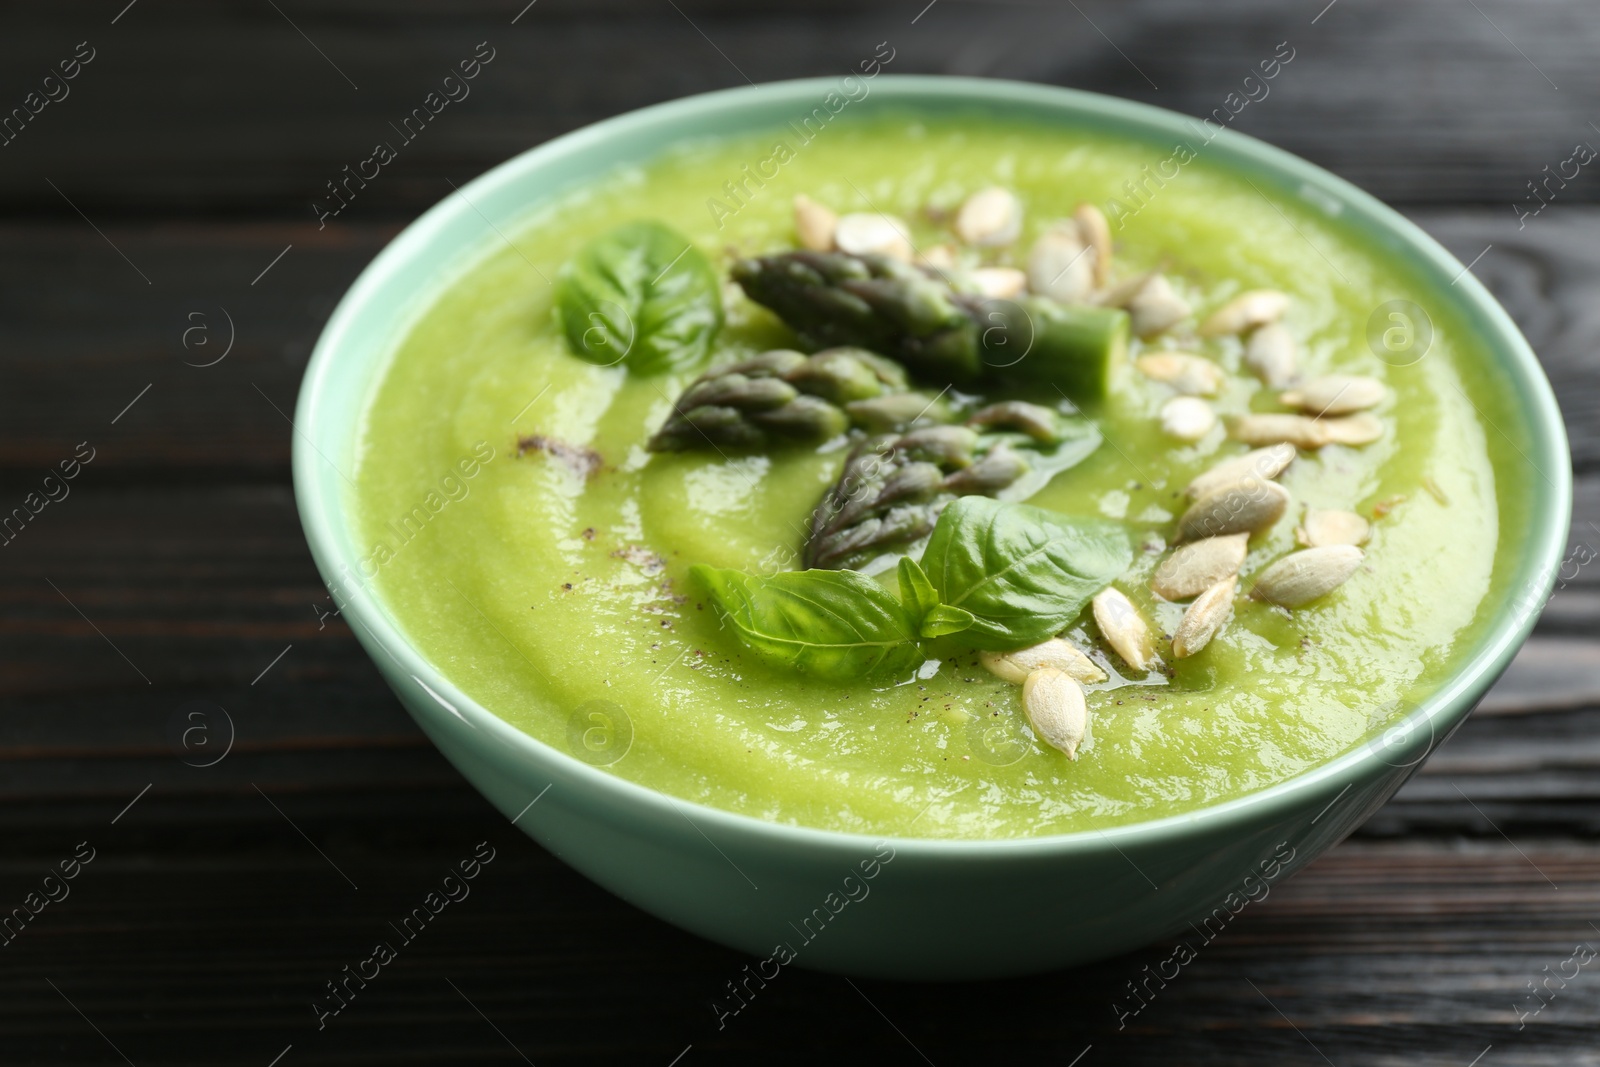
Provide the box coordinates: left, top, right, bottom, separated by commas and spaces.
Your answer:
294, 74, 1572, 858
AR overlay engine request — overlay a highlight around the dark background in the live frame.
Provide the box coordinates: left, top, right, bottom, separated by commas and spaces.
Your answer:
3, 1, 1598, 1063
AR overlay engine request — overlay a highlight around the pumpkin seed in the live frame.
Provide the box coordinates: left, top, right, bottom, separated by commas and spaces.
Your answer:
980, 638, 1107, 685
1022, 667, 1089, 759
916, 243, 957, 271
1152, 532, 1249, 600
1228, 413, 1331, 449
1279, 374, 1387, 415
1027, 222, 1093, 303
1176, 478, 1291, 542
1184, 443, 1297, 499
1161, 396, 1216, 441
1074, 203, 1113, 287
1098, 270, 1152, 307
834, 212, 913, 260
1295, 506, 1370, 548
1136, 352, 1224, 396
1103, 272, 1190, 337
794, 194, 838, 252
1128, 275, 1192, 337
1242, 322, 1298, 387
969, 266, 1028, 300
955, 187, 1023, 247
1251, 545, 1363, 607
1092, 587, 1156, 671
1171, 575, 1238, 658
1199, 289, 1290, 337
1321, 412, 1385, 446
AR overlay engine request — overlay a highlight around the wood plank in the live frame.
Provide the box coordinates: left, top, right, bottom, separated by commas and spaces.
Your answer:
0, 223, 392, 474
3, 2, 1597, 1056
0, 0, 1598, 219
1479, 640, 1600, 716
1413, 210, 1600, 470
0, 826, 1595, 1064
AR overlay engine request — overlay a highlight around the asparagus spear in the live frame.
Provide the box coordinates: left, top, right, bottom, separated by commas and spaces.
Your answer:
730, 251, 1129, 400
648, 347, 947, 451
804, 400, 1099, 570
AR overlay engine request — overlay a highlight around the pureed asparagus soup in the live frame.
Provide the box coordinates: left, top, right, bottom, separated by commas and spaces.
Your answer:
353, 111, 1519, 839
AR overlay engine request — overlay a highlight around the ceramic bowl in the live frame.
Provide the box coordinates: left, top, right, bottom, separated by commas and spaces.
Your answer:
294, 76, 1571, 979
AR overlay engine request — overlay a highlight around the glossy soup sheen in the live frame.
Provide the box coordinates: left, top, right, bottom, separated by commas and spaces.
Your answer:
352, 113, 1523, 839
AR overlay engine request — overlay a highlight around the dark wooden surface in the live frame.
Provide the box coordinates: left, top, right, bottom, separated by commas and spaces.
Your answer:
2, 2, 1598, 1063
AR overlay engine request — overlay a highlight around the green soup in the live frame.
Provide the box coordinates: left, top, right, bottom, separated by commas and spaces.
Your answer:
352, 114, 1518, 839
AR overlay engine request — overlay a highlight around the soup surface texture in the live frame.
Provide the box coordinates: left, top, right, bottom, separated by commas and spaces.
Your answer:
352, 113, 1513, 839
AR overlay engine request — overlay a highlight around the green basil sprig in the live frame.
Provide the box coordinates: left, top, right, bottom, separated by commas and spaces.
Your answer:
694, 499, 1131, 681
556, 220, 723, 375
920, 497, 1131, 650
898, 557, 975, 639
689, 566, 925, 681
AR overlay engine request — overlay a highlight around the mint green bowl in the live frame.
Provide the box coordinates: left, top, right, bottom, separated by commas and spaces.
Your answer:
294, 76, 1571, 979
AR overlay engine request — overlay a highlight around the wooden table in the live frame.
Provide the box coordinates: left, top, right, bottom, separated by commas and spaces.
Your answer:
3, 2, 1596, 1063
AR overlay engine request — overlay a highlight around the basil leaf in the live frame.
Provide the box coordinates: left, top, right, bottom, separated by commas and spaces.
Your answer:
556, 220, 723, 375
897, 556, 941, 620
692, 565, 923, 681
920, 605, 976, 639
897, 557, 974, 638
920, 497, 1132, 650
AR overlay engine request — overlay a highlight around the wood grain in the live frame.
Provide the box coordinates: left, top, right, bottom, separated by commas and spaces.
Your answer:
2, 1, 1598, 1063
0, 0, 1598, 218
0, 831, 1593, 1065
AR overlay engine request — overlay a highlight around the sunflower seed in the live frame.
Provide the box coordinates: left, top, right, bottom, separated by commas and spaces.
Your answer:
1152, 532, 1249, 600
1280, 374, 1387, 416
1228, 413, 1331, 449
1184, 443, 1297, 499
794, 195, 838, 252
1251, 545, 1363, 607
1199, 289, 1290, 337
969, 266, 1029, 300
1171, 575, 1238, 658
1243, 322, 1299, 388
1161, 396, 1217, 441
1027, 222, 1093, 304
1092, 587, 1156, 671
1176, 478, 1291, 542
1074, 203, 1113, 287
980, 638, 1107, 685
835, 212, 913, 261
1137, 352, 1225, 396
1022, 667, 1089, 759
1321, 412, 1385, 446
955, 187, 1023, 247
1296, 506, 1370, 547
